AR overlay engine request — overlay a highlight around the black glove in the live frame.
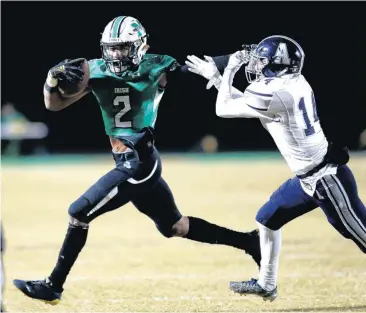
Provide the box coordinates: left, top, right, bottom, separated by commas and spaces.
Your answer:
325, 142, 350, 166
49, 58, 85, 84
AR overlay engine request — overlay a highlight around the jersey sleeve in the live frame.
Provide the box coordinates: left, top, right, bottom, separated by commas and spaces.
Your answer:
242, 90, 272, 112
150, 55, 180, 80
88, 59, 105, 80
243, 80, 274, 111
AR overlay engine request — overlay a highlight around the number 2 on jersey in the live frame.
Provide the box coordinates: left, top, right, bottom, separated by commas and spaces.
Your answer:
298, 92, 319, 136
113, 95, 132, 128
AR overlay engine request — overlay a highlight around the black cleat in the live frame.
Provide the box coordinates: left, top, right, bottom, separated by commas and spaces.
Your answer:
13, 278, 62, 305
229, 278, 277, 301
245, 229, 261, 268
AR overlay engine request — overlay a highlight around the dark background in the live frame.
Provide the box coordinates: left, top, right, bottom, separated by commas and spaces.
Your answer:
2, 1, 366, 153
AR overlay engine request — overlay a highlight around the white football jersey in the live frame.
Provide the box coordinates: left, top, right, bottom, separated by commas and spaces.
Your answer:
242, 74, 337, 195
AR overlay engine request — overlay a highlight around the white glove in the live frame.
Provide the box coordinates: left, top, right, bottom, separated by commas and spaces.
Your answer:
185, 55, 220, 89
225, 50, 250, 72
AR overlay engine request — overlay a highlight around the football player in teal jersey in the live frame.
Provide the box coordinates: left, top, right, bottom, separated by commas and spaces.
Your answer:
13, 16, 260, 305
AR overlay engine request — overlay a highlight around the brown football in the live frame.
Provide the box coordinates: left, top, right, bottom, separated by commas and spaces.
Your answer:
58, 59, 90, 98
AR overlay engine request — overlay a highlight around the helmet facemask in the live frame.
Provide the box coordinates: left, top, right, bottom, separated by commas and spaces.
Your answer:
101, 37, 148, 75
245, 51, 270, 83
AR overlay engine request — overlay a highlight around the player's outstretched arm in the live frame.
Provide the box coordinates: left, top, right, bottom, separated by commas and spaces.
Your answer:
184, 55, 244, 98
43, 59, 90, 111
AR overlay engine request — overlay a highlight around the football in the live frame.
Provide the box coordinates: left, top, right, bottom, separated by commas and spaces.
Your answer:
58, 59, 90, 98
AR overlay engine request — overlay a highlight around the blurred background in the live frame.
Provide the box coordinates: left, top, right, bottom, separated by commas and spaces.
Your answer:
1, 2, 366, 312
1, 1, 366, 156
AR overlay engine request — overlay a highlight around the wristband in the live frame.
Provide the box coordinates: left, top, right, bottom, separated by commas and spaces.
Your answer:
46, 71, 58, 87
44, 83, 59, 93
44, 71, 59, 93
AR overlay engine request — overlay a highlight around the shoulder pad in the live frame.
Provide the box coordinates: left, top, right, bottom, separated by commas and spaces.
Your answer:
247, 77, 285, 95
243, 77, 292, 111
88, 59, 107, 79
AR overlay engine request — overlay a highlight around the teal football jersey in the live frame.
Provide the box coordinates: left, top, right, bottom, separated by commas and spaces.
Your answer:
88, 54, 178, 137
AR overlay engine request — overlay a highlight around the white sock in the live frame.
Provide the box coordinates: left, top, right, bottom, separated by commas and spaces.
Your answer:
257, 222, 282, 291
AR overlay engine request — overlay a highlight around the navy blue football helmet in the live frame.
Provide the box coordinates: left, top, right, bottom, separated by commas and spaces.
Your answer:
244, 35, 305, 83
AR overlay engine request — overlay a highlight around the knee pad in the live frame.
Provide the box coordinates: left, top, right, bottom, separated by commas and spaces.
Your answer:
68, 197, 90, 222
155, 222, 174, 238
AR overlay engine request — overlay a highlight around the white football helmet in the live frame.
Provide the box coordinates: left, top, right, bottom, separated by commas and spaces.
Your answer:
244, 35, 305, 83
100, 16, 149, 75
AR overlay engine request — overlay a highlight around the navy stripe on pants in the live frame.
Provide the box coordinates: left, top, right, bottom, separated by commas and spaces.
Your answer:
316, 165, 366, 252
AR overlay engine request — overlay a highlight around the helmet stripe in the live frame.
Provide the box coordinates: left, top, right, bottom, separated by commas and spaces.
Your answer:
109, 17, 118, 38
117, 16, 127, 38
111, 16, 126, 38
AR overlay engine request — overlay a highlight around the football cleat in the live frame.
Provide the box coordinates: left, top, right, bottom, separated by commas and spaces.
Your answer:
229, 278, 277, 301
13, 278, 62, 305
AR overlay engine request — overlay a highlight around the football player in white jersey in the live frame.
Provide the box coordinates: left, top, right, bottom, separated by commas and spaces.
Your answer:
185, 35, 366, 301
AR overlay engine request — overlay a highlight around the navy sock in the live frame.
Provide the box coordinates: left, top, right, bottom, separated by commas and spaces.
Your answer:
184, 216, 253, 251
49, 224, 88, 290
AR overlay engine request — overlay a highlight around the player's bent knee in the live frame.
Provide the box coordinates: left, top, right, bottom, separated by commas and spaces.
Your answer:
68, 197, 90, 221
255, 213, 269, 227
171, 216, 189, 237
255, 212, 281, 231
155, 223, 174, 238
155, 216, 189, 238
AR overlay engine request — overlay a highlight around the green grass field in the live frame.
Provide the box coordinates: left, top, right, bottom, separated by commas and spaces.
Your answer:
2, 153, 366, 312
